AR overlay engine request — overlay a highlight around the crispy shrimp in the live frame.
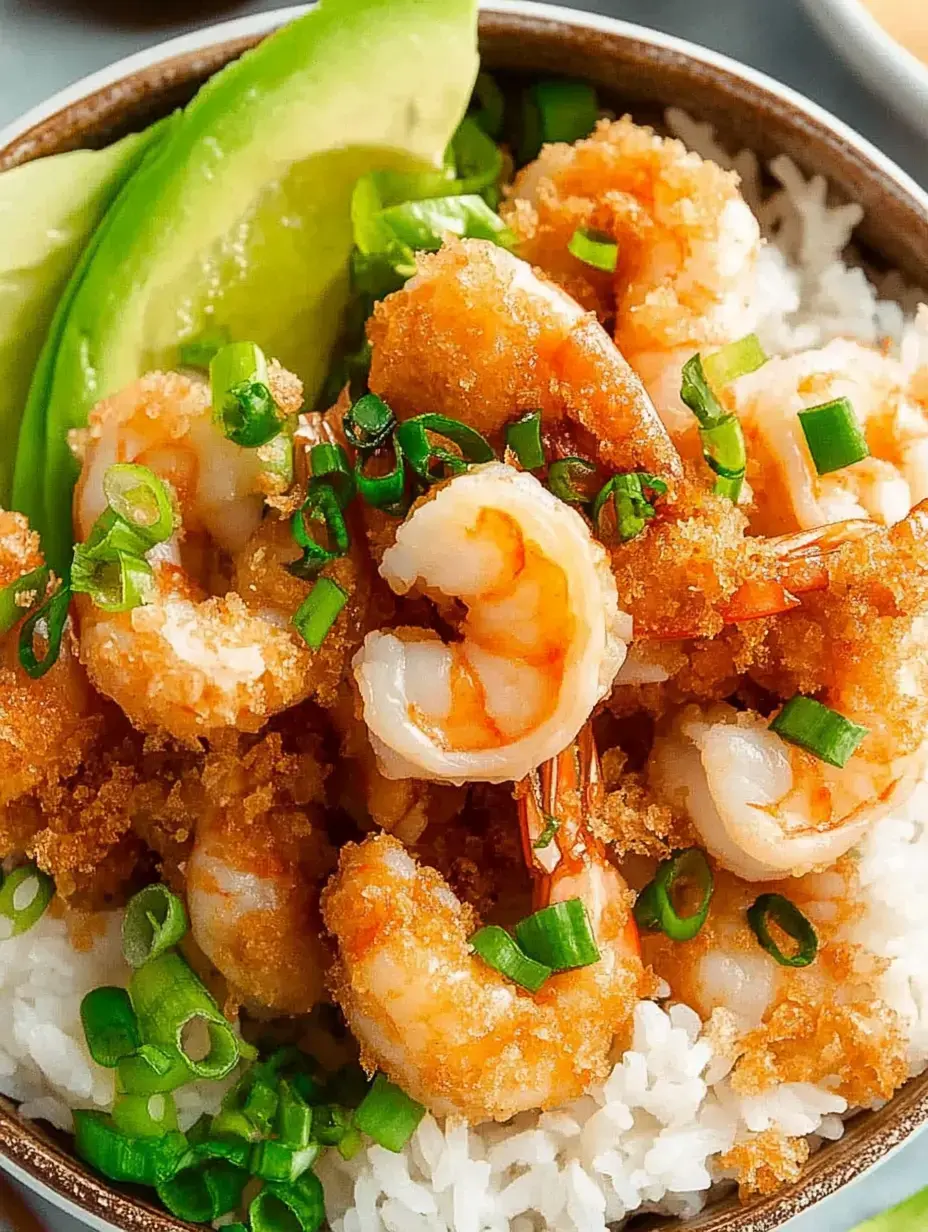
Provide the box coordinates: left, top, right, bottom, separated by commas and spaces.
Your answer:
187, 729, 335, 1015
728, 337, 928, 533
367, 237, 681, 479
322, 725, 643, 1122
72, 370, 361, 742
0, 510, 100, 807
353, 462, 628, 783
503, 117, 761, 435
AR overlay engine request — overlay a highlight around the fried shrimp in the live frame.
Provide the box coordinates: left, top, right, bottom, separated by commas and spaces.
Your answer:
322, 726, 643, 1121
367, 237, 681, 478
72, 371, 358, 742
187, 728, 335, 1015
353, 462, 628, 783
0, 511, 100, 807
503, 117, 760, 434
728, 338, 928, 533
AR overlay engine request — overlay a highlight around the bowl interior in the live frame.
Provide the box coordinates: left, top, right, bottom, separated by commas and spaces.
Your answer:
1, 7, 928, 1231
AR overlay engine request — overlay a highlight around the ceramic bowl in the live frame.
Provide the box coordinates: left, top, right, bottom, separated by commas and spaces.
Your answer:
798, 0, 928, 134
1, 3, 927, 1229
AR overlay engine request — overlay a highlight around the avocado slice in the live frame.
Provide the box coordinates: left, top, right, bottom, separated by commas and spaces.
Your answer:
0, 123, 165, 504
15, 0, 478, 572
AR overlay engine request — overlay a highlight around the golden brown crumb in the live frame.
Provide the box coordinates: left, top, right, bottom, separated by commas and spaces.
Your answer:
719, 1129, 810, 1198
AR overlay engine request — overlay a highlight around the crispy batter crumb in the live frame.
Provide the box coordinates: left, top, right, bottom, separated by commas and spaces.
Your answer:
719, 1129, 810, 1198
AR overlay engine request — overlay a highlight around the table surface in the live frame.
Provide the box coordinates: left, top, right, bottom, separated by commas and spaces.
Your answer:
0, 0, 926, 1230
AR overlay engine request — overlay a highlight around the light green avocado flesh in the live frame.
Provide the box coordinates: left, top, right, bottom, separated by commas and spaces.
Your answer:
0, 124, 162, 504
15, 0, 478, 572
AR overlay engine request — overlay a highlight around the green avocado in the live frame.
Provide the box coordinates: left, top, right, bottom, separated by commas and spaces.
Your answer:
14, 0, 478, 572
0, 122, 165, 504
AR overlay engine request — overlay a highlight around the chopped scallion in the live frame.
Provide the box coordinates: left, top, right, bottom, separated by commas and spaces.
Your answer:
116, 1046, 192, 1096
277, 1080, 314, 1149
250, 1140, 321, 1185
249, 1172, 326, 1232
103, 464, 174, 546
702, 334, 768, 388
157, 1150, 248, 1222
533, 813, 560, 850
395, 414, 495, 484
470, 925, 551, 993
122, 884, 188, 968
568, 227, 618, 273
71, 547, 154, 613
747, 893, 818, 968
515, 898, 600, 971
288, 487, 350, 582
18, 583, 70, 679
80, 987, 140, 1068
292, 578, 348, 650
309, 442, 356, 508
0, 566, 49, 636
633, 848, 714, 942
111, 1091, 179, 1139
798, 396, 870, 475
592, 472, 667, 542
210, 341, 282, 448
680, 353, 747, 501
547, 457, 599, 505
519, 80, 599, 163
505, 411, 545, 470
769, 694, 868, 768
0, 863, 54, 937
73, 1110, 187, 1186
344, 393, 396, 452
354, 1073, 425, 1153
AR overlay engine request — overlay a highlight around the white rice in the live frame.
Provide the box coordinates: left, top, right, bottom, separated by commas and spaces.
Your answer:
2, 112, 928, 1230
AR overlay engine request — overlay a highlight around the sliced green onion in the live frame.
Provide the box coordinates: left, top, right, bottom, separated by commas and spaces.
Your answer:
533, 813, 560, 850
80, 987, 140, 1067
71, 547, 154, 613
769, 694, 868, 768
0, 864, 55, 937
395, 413, 495, 484
251, 1140, 321, 1184
450, 116, 504, 197
122, 884, 188, 969
0, 566, 49, 636
288, 487, 350, 582
309, 442, 356, 508
243, 1076, 280, 1136
73, 1110, 187, 1186
471, 71, 505, 139
178, 328, 231, 370
354, 1074, 425, 1153
377, 195, 516, 253
469, 925, 551, 993
344, 393, 396, 452
702, 334, 768, 388
680, 353, 747, 501
798, 396, 871, 475
116, 1046, 192, 1096
547, 457, 600, 505
355, 436, 407, 512
79, 507, 153, 562
592, 472, 668, 543
505, 411, 545, 470
210, 341, 282, 448
633, 848, 714, 942
338, 1126, 364, 1161
111, 1092, 179, 1139
519, 80, 599, 163
568, 227, 618, 273
515, 899, 600, 971
277, 1081, 314, 1149
249, 1172, 326, 1232
157, 1151, 248, 1222
103, 464, 174, 546
292, 578, 348, 650
747, 893, 818, 968
128, 950, 240, 1081
309, 1102, 352, 1147
18, 583, 70, 679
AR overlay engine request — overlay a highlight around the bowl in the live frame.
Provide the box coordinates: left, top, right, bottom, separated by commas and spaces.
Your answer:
1, 3, 928, 1229
797, 0, 928, 134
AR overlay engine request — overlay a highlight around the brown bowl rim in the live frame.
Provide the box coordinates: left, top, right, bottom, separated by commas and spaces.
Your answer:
1, 4, 927, 1230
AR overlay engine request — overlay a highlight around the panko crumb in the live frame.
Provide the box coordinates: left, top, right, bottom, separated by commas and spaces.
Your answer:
719, 1129, 810, 1198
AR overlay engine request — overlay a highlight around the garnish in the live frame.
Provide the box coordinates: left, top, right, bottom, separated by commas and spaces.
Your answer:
519, 79, 599, 164
592, 472, 668, 542
71, 549, 154, 613
702, 333, 768, 388
798, 396, 870, 475
567, 227, 618, 273
0, 863, 55, 937
469, 925, 552, 993
178, 328, 232, 371
515, 898, 600, 971
394, 413, 495, 484
769, 694, 868, 768
633, 848, 714, 942
343, 393, 395, 452
80, 987, 141, 1068
680, 352, 747, 501
18, 582, 70, 679
353, 1073, 426, 1153
505, 410, 545, 470
210, 341, 282, 449
533, 812, 560, 850
0, 565, 49, 636
546, 457, 599, 505
122, 884, 189, 969
292, 578, 349, 650
747, 893, 818, 968
103, 463, 176, 546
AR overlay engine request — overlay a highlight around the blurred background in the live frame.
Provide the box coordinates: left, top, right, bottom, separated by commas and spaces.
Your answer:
0, 0, 925, 1229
